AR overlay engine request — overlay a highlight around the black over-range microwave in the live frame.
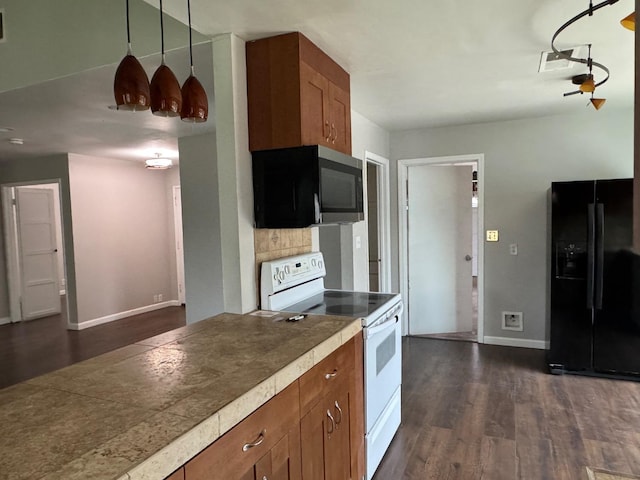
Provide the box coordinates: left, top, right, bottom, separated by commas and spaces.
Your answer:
252, 145, 364, 228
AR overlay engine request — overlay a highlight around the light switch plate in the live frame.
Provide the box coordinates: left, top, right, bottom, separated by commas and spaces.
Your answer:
486, 230, 499, 242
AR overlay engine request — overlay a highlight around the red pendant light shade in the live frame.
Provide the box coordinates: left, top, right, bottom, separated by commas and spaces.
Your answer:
114, 0, 150, 111
180, 0, 208, 122
150, 0, 182, 117
181, 72, 208, 122
150, 63, 182, 116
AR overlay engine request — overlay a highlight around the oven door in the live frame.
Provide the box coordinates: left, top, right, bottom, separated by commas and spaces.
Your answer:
363, 311, 402, 433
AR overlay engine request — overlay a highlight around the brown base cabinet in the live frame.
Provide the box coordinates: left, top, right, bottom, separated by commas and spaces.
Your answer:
177, 334, 364, 480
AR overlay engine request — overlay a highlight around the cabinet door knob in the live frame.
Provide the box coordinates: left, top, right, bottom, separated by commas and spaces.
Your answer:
334, 400, 343, 426
326, 409, 335, 435
325, 369, 338, 380
242, 429, 266, 452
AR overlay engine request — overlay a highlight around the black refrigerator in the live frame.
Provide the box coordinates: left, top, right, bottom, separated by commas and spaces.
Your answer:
548, 178, 640, 378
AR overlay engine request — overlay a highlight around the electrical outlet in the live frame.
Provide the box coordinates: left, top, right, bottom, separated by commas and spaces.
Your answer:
510, 243, 518, 255
158, 294, 163, 302
502, 311, 523, 331
153, 294, 159, 303
486, 230, 499, 242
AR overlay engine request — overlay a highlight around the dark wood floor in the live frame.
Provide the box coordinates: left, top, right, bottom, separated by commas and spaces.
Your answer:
373, 337, 640, 480
0, 306, 186, 389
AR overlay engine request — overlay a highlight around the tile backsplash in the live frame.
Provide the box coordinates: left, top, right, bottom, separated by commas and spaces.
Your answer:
254, 228, 313, 303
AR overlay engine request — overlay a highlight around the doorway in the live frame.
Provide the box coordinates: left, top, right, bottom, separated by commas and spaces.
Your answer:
364, 151, 392, 293
2, 181, 68, 325
398, 154, 484, 342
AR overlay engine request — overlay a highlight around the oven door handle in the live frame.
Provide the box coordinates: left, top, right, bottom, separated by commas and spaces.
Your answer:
365, 315, 399, 339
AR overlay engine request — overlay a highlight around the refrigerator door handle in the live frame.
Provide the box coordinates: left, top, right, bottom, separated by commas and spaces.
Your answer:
595, 203, 605, 309
587, 203, 595, 309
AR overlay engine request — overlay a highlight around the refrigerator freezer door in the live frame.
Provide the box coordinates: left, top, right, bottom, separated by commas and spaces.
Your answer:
548, 181, 596, 371
592, 179, 640, 375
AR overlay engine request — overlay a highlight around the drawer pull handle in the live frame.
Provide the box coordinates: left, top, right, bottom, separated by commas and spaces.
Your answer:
325, 369, 338, 380
242, 429, 266, 452
327, 409, 335, 435
334, 400, 343, 426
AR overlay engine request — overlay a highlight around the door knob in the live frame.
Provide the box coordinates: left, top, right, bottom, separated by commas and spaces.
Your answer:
464, 255, 472, 261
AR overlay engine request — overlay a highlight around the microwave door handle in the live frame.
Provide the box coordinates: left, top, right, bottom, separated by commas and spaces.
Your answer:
365, 315, 399, 339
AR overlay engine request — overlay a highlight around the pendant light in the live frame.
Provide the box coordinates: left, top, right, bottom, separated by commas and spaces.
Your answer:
150, 0, 182, 117
621, 12, 635, 31
114, 0, 150, 111
180, 0, 208, 122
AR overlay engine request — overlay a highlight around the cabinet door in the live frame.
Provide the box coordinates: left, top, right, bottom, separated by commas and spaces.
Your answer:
300, 383, 353, 480
300, 61, 330, 147
328, 82, 351, 155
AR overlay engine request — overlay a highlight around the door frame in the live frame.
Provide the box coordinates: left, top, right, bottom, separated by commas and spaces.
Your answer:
2, 180, 67, 323
398, 154, 485, 342
363, 151, 392, 292
172, 185, 186, 304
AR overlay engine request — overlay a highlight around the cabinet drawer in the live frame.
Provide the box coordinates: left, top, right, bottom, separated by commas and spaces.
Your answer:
185, 382, 300, 480
299, 337, 355, 416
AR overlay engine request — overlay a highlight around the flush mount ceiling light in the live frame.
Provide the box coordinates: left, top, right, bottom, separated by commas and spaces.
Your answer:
150, 0, 182, 117
180, 0, 208, 123
621, 11, 635, 30
550, 0, 620, 110
145, 153, 173, 169
113, 0, 150, 111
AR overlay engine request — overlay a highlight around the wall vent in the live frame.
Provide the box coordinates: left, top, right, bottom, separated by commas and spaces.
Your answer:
538, 46, 585, 72
501, 311, 523, 331
0, 9, 5, 43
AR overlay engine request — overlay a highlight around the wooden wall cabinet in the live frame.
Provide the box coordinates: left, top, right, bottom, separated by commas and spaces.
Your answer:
246, 32, 352, 155
179, 335, 364, 480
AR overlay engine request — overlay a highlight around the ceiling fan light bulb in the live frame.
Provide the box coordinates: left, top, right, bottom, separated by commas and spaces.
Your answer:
579, 77, 595, 93
621, 12, 635, 31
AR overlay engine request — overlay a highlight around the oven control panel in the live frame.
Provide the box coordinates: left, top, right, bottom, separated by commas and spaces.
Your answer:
261, 252, 326, 292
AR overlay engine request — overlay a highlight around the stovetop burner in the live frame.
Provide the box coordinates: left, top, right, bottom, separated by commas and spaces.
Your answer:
283, 289, 400, 322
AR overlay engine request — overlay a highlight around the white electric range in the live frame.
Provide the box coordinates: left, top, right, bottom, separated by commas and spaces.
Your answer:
260, 252, 403, 480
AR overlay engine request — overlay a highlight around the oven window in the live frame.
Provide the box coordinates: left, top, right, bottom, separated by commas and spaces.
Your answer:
376, 329, 396, 375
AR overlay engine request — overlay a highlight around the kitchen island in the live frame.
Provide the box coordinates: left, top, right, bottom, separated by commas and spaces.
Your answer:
0, 311, 362, 480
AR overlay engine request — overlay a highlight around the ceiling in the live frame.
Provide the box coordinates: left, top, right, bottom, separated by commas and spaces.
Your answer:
0, 0, 634, 163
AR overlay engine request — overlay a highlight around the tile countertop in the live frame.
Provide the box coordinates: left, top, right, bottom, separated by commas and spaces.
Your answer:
0, 311, 362, 480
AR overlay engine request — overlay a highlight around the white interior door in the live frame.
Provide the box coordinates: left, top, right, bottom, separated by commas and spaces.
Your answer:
407, 165, 472, 335
173, 186, 186, 304
16, 187, 61, 320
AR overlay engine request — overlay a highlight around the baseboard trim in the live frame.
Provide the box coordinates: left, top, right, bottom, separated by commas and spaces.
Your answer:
68, 300, 181, 331
482, 336, 549, 350
0, 316, 10, 326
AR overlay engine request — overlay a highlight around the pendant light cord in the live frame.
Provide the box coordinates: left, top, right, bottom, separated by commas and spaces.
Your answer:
159, 0, 166, 62
125, 0, 132, 53
188, 0, 194, 73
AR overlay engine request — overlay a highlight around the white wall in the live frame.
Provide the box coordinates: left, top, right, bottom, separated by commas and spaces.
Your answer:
68, 154, 176, 325
319, 110, 390, 290
390, 107, 634, 343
